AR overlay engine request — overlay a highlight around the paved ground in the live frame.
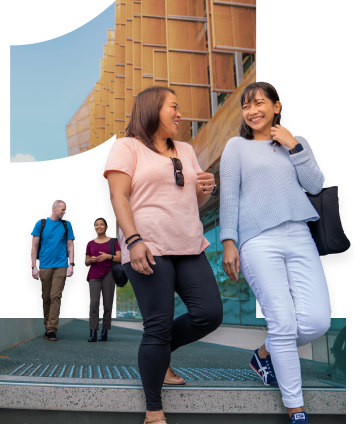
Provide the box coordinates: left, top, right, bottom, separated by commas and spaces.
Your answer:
0, 320, 330, 387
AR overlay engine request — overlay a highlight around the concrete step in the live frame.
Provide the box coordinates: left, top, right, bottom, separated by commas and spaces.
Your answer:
0, 320, 346, 416
0, 409, 347, 424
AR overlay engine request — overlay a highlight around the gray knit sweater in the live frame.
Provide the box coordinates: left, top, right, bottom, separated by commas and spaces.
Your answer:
219, 136, 324, 250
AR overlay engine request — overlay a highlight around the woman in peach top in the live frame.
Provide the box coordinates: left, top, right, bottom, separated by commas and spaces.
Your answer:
105, 86, 223, 424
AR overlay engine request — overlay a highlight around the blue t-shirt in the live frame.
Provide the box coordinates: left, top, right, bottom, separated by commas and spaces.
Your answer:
32, 218, 75, 269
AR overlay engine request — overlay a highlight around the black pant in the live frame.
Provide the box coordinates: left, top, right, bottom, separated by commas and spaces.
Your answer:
124, 253, 223, 411
88, 271, 116, 330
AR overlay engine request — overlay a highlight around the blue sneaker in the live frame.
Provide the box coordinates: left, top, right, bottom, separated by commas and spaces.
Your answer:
290, 412, 310, 423
249, 348, 278, 386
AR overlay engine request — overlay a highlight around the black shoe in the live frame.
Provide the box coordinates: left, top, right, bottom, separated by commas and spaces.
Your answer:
98, 329, 108, 342
88, 329, 97, 342
43, 332, 48, 339
47, 332, 58, 341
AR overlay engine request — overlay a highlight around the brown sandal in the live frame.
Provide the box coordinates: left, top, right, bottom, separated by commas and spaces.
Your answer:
163, 366, 185, 386
144, 417, 167, 423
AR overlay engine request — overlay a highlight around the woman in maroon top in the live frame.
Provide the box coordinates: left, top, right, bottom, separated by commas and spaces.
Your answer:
85, 218, 121, 342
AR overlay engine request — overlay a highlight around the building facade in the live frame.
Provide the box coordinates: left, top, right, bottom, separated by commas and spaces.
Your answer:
67, 0, 258, 325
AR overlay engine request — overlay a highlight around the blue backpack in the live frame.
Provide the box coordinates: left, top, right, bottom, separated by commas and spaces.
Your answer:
36, 219, 68, 260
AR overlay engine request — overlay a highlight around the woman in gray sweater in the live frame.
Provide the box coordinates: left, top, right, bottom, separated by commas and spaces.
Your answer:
220, 82, 331, 424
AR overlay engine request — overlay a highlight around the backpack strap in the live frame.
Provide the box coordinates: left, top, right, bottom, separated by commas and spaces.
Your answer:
36, 219, 46, 260
61, 220, 68, 240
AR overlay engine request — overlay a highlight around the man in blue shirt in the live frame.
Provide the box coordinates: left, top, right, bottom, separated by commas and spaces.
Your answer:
31, 200, 75, 341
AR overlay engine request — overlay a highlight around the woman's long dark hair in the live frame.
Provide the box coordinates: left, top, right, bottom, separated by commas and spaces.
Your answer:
126, 86, 176, 154
239, 82, 282, 146
94, 218, 108, 227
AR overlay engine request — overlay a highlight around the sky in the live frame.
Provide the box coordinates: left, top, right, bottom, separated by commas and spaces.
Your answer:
10, 2, 115, 162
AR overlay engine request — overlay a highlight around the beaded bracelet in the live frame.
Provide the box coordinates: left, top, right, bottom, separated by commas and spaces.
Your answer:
125, 233, 141, 244
127, 237, 143, 250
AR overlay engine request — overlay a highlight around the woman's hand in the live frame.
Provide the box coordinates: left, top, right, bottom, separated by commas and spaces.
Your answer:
129, 242, 156, 275
97, 252, 111, 262
197, 171, 215, 194
270, 125, 298, 149
90, 256, 97, 263
222, 240, 240, 282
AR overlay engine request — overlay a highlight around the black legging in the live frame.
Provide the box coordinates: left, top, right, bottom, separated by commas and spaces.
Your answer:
124, 252, 223, 411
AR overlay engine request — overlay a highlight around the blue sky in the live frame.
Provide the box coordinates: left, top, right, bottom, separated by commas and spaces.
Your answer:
10, 2, 115, 162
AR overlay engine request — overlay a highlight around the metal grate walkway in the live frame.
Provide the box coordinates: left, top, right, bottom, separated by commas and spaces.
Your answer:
8, 364, 262, 381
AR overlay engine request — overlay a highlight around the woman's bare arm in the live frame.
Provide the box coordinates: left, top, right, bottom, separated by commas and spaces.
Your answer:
107, 171, 155, 275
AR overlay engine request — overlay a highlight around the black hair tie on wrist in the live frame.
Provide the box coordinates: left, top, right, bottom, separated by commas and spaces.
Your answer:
125, 233, 141, 244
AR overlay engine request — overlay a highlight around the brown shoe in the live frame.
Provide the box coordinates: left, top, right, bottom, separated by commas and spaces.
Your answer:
163, 366, 185, 385
144, 417, 167, 423
43, 332, 48, 339
47, 332, 58, 341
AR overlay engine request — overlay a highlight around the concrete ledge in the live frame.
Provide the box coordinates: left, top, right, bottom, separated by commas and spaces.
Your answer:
0, 319, 75, 353
0, 381, 345, 414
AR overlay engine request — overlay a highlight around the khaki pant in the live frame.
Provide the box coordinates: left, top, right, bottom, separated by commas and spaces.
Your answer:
40, 267, 67, 334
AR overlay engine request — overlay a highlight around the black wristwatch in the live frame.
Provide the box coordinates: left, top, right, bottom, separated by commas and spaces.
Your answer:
70, 263, 75, 266
289, 143, 304, 155
211, 183, 218, 195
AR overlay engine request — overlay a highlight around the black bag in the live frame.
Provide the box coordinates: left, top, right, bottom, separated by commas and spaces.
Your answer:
110, 238, 128, 287
306, 186, 350, 256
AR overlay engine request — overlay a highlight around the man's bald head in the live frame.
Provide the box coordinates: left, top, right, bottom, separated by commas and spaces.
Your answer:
51, 200, 66, 220
53, 200, 66, 210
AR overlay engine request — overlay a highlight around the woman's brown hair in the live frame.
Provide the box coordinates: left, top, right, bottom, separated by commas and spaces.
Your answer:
126, 86, 176, 153
239, 82, 282, 146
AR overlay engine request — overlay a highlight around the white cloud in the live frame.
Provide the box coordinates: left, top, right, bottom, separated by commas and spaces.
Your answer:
10, 153, 36, 162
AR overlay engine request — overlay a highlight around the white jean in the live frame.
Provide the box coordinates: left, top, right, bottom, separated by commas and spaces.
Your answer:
240, 221, 331, 408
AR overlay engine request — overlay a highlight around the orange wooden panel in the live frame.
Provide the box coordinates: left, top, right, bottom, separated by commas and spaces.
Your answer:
108, 112, 115, 135
134, 2, 141, 14
77, 116, 90, 134
142, 46, 155, 74
98, 126, 105, 144
95, 103, 100, 116
169, 52, 208, 84
142, 77, 154, 90
219, 0, 255, 3
68, 146, 80, 156
167, 0, 205, 17
171, 85, 192, 117
213, 53, 235, 90
126, 64, 133, 87
142, 17, 166, 45
115, 1, 121, 24
115, 25, 121, 43
134, 42, 141, 66
78, 142, 89, 153
126, 0, 133, 18
126, 94, 135, 115
126, 20, 133, 38
78, 130, 90, 145
107, 40, 115, 55
133, 69, 142, 95
117, 46, 125, 63
134, 16, 141, 41
175, 120, 191, 142
110, 91, 115, 111
114, 120, 126, 136
107, 55, 115, 72
115, 98, 125, 118
168, 21, 207, 51
142, 0, 165, 16
191, 87, 210, 119
153, 50, 167, 79
66, 123, 77, 138
67, 135, 79, 149
126, 39, 133, 63
213, 5, 256, 50
172, 85, 210, 119
115, 76, 125, 97
76, 104, 90, 121
120, 3, 127, 21
108, 29, 115, 40
154, 80, 168, 87
120, 26, 126, 45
